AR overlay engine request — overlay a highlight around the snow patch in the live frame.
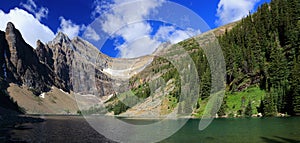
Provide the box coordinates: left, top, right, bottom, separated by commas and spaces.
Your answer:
103, 58, 153, 78
81, 94, 96, 97
59, 89, 69, 95
39, 93, 45, 98
103, 68, 131, 77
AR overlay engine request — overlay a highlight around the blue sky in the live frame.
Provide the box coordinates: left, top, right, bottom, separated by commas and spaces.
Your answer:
0, 0, 270, 58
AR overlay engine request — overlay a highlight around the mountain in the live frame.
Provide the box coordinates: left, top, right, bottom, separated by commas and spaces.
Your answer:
1, 0, 299, 117
103, 0, 300, 118
0, 20, 240, 116
0, 22, 155, 114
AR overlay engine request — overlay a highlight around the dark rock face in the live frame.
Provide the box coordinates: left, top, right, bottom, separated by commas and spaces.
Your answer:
35, 40, 54, 69
3, 22, 54, 93
0, 22, 115, 97
47, 33, 74, 92
0, 31, 7, 80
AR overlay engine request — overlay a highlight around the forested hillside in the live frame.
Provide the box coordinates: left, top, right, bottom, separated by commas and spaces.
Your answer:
218, 0, 300, 116
106, 0, 300, 117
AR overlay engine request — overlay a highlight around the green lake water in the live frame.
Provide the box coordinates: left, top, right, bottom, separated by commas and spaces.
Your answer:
161, 117, 300, 143
3, 116, 300, 143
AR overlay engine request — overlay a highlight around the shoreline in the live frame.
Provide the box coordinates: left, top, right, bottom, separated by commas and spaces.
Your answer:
14, 113, 292, 120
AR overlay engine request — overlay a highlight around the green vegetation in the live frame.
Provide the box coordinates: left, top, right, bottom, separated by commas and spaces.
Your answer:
78, 106, 106, 115
107, 0, 300, 117
219, 0, 300, 116
225, 87, 265, 116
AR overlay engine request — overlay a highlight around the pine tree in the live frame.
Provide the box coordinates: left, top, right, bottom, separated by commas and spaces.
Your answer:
218, 99, 228, 117
290, 57, 300, 115
216, 0, 300, 116
244, 100, 253, 117
263, 94, 277, 117
200, 68, 211, 99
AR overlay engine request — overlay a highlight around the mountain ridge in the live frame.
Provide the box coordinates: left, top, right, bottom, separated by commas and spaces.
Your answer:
0, 20, 236, 115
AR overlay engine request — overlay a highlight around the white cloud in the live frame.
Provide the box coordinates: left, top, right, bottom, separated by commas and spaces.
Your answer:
92, 0, 165, 58
91, 0, 112, 19
113, 25, 200, 58
0, 8, 55, 48
20, 0, 37, 13
116, 36, 160, 58
57, 17, 85, 39
155, 26, 201, 44
20, 0, 49, 21
99, 0, 164, 36
92, 0, 201, 58
216, 0, 260, 26
116, 22, 152, 42
84, 26, 100, 41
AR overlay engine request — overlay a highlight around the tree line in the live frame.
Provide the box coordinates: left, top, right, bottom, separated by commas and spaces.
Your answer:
218, 0, 300, 116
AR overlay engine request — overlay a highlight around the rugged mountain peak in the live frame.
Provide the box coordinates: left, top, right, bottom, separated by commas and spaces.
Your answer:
5, 22, 27, 68
36, 40, 43, 48
5, 22, 24, 45
6, 22, 15, 31
36, 40, 54, 69
51, 32, 71, 45
1, 22, 115, 97
5, 22, 17, 49
1, 22, 55, 92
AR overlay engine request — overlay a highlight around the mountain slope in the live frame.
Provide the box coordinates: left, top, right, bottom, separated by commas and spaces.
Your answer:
1, 0, 299, 117
0, 22, 155, 114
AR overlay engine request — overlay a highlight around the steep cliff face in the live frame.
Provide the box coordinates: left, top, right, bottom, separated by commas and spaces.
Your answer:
3, 22, 54, 92
35, 40, 54, 69
0, 22, 117, 98
47, 32, 74, 92
0, 31, 7, 80
0, 21, 234, 115
0, 22, 119, 114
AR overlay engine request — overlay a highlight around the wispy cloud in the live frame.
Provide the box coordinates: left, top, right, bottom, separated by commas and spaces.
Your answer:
20, 0, 49, 21
155, 26, 201, 44
57, 17, 85, 39
215, 0, 260, 26
0, 8, 55, 48
84, 26, 100, 41
92, 0, 164, 58
92, 0, 200, 58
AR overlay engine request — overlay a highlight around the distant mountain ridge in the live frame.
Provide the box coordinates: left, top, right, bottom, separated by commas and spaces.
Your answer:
0, 22, 159, 114
0, 22, 114, 95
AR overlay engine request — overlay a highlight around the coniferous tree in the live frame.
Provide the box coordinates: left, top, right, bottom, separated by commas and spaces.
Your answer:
244, 100, 253, 117
262, 94, 277, 116
290, 57, 300, 115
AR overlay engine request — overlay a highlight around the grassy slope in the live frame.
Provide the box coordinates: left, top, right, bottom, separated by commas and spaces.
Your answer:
104, 22, 240, 116
194, 86, 266, 117
7, 84, 79, 114
226, 86, 266, 116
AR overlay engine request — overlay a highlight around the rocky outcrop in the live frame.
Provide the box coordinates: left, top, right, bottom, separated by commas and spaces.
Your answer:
35, 40, 54, 69
2, 22, 54, 92
0, 22, 117, 97
0, 31, 7, 80
48, 32, 74, 92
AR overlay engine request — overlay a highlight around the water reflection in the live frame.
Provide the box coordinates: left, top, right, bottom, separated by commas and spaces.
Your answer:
1, 116, 300, 143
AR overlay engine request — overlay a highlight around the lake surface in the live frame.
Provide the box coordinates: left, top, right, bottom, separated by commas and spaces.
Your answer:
2, 116, 300, 143
162, 117, 300, 143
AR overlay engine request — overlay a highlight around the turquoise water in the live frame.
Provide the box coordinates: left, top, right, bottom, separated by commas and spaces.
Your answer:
161, 117, 300, 143
3, 116, 300, 143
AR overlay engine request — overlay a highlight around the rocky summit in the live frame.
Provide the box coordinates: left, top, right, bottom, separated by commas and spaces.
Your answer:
0, 22, 154, 114
0, 22, 116, 95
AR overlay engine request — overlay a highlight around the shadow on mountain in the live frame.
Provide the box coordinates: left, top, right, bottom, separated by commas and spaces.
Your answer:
0, 81, 25, 114
260, 136, 300, 143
